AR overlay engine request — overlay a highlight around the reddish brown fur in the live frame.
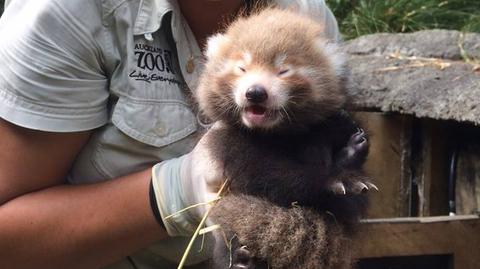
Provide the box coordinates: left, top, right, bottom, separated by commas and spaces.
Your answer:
196, 8, 346, 130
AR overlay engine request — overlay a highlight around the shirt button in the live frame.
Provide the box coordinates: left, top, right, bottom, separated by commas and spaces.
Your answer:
155, 122, 166, 136
186, 58, 195, 73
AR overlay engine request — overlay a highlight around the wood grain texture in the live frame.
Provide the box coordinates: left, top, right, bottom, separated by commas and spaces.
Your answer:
354, 215, 480, 269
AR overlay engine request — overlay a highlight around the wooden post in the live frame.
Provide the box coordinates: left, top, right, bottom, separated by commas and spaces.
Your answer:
353, 112, 413, 218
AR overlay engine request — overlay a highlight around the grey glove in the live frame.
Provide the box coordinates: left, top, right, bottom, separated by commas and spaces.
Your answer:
151, 127, 223, 237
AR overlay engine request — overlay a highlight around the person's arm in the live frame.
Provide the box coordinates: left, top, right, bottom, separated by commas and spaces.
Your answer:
0, 119, 167, 269
0, 1, 229, 267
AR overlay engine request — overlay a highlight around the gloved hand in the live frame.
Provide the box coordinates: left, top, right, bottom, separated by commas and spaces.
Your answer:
151, 126, 224, 237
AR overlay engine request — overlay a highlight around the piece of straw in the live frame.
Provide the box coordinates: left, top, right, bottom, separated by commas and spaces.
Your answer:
199, 224, 221, 235
163, 197, 221, 221
177, 179, 229, 269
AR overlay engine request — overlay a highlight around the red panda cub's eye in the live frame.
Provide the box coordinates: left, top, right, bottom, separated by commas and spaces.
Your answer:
278, 69, 289, 75
278, 69, 291, 77
237, 66, 246, 73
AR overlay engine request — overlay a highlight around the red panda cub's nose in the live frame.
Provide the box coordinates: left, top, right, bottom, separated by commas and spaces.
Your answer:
246, 85, 268, 103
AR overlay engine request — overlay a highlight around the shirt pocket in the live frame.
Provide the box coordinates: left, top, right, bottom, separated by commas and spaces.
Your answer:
112, 96, 197, 147
67, 97, 199, 183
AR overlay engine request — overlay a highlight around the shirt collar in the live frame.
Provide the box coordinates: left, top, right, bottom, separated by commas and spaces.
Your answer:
133, 0, 177, 35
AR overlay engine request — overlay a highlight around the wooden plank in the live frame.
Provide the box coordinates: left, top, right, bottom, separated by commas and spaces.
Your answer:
413, 119, 450, 216
354, 215, 480, 269
456, 142, 480, 215
447, 122, 480, 215
353, 112, 413, 218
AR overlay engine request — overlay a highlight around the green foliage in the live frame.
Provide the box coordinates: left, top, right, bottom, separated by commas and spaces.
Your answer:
326, 0, 480, 39
0, 1, 478, 37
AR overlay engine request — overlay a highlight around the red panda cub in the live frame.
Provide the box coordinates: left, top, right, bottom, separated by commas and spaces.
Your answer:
195, 8, 375, 269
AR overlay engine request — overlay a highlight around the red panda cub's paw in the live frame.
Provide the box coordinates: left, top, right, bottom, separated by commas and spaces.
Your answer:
330, 128, 378, 195
335, 128, 369, 169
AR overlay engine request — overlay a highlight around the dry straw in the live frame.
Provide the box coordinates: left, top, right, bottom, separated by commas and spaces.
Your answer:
172, 179, 230, 269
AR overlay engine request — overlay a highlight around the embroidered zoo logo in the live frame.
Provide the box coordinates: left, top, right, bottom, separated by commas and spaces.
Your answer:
129, 43, 184, 85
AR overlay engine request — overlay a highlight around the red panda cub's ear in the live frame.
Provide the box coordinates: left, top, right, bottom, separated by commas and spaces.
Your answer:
314, 38, 346, 78
205, 33, 230, 60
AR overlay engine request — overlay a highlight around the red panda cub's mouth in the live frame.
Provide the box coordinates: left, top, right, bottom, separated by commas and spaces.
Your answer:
243, 105, 277, 127
246, 105, 266, 116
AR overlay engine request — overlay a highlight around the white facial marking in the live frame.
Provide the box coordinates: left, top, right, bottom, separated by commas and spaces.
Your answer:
205, 34, 229, 59
242, 52, 253, 65
217, 59, 236, 76
274, 54, 287, 67
272, 79, 290, 108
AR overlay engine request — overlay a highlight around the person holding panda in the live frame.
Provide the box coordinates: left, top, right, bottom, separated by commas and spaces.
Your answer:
0, 0, 340, 268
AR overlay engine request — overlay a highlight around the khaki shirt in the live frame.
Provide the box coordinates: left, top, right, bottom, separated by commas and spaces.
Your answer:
0, 0, 339, 268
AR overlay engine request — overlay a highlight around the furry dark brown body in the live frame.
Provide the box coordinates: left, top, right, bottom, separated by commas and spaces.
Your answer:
210, 112, 368, 225
207, 112, 370, 269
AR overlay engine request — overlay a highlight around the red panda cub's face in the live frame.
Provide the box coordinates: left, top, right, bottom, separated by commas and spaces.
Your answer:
196, 9, 348, 132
